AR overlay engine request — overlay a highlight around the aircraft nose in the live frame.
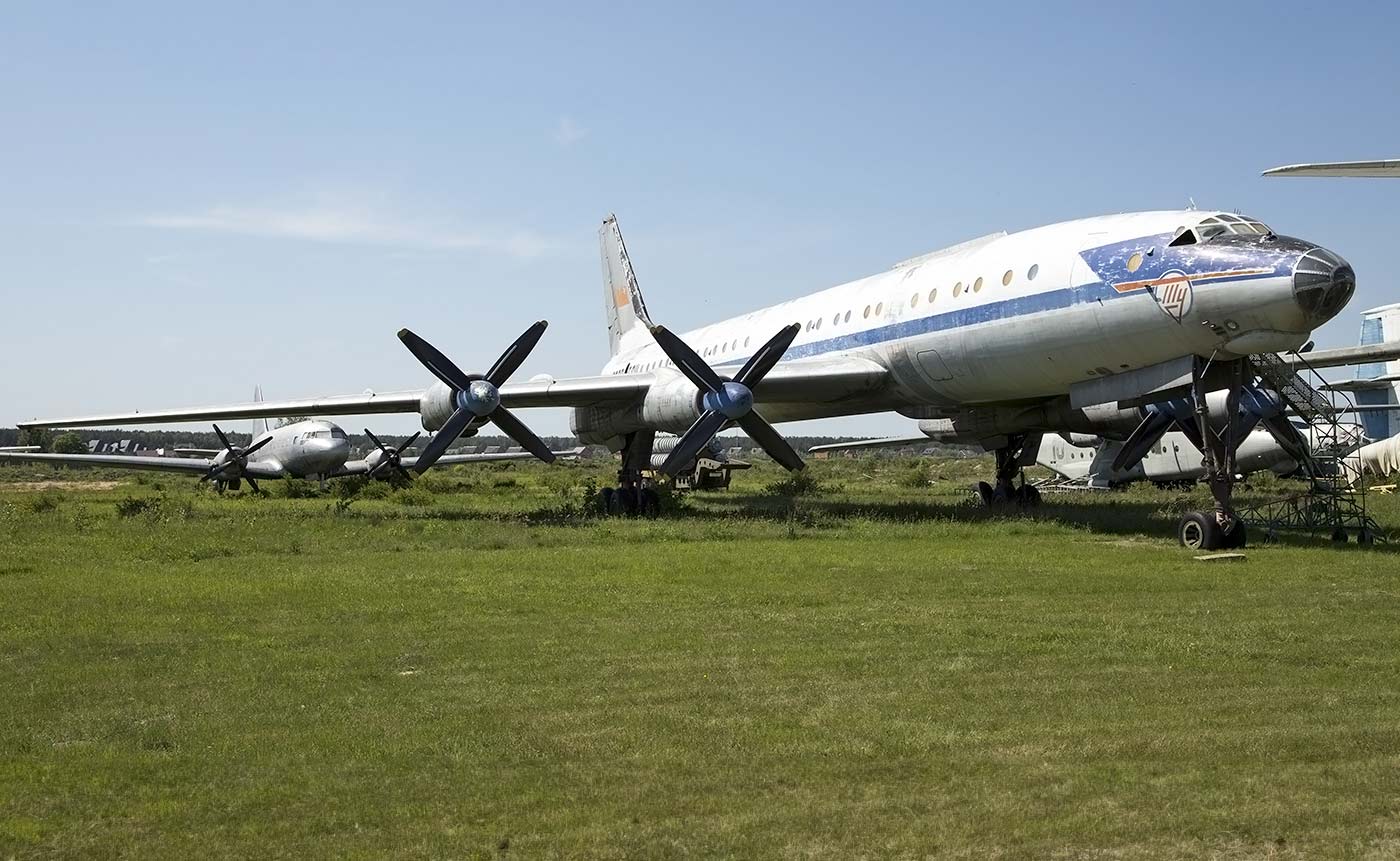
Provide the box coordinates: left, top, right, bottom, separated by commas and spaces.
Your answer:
1293, 248, 1355, 325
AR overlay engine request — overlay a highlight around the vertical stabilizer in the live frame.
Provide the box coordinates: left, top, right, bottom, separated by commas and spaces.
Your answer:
1356, 304, 1400, 439
600, 214, 653, 356
253, 386, 272, 437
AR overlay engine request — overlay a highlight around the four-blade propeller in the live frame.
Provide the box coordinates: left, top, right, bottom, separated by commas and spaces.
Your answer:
200, 423, 273, 491
397, 322, 556, 473
365, 428, 421, 481
648, 323, 805, 475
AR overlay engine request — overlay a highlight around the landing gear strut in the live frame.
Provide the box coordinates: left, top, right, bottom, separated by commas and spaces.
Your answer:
598, 431, 661, 517
1177, 356, 1248, 551
976, 433, 1042, 508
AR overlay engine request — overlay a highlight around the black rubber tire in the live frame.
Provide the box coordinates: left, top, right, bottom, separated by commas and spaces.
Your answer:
599, 487, 615, 515
1331, 528, 1348, 544
640, 488, 661, 518
616, 488, 638, 517
1222, 520, 1248, 549
1019, 484, 1042, 507
1178, 511, 1223, 550
1357, 529, 1375, 547
976, 481, 994, 506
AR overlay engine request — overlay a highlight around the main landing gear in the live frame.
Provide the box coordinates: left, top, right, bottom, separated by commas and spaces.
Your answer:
1176, 356, 1248, 551
598, 430, 661, 518
976, 433, 1042, 508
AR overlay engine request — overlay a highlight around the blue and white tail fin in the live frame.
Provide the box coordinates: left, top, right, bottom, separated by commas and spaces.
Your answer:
1355, 304, 1400, 439
600, 214, 654, 357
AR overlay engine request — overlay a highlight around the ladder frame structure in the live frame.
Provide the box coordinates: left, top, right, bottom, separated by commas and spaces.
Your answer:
1236, 350, 1384, 544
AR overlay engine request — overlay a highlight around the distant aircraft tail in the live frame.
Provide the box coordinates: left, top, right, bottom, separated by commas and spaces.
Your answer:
599, 214, 654, 357
253, 386, 271, 436
1355, 305, 1400, 439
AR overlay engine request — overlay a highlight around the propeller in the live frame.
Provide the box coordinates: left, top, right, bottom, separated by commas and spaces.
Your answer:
364, 428, 421, 481
647, 322, 805, 475
200, 423, 273, 491
1113, 386, 1310, 474
397, 322, 555, 473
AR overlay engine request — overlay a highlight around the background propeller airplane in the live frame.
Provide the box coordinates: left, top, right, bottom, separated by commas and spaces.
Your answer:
0, 418, 580, 490
21, 211, 1400, 545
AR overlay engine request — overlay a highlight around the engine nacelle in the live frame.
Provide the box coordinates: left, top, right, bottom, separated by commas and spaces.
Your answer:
418, 381, 456, 432
570, 372, 702, 446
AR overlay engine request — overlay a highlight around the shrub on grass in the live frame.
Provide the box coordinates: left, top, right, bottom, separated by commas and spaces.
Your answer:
332, 476, 368, 499
395, 487, 434, 507
897, 462, 934, 489
764, 470, 823, 497
358, 481, 392, 500
281, 478, 317, 499
21, 492, 61, 514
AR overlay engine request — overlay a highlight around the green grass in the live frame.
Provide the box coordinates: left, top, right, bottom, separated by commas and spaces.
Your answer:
2, 459, 1399, 858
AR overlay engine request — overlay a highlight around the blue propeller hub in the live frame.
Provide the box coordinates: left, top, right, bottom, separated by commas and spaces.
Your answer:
458, 379, 501, 417
702, 381, 754, 420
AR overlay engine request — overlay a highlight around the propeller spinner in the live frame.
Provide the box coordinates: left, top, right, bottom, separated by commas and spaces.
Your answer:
397, 322, 556, 473
364, 428, 421, 482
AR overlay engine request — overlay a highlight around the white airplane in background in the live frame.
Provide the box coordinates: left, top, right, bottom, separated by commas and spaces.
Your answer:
22, 210, 1400, 547
0, 419, 580, 491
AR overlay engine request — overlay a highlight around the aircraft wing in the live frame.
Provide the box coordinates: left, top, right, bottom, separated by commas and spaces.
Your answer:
1321, 375, 1400, 392
333, 447, 586, 476
808, 434, 931, 454
18, 357, 889, 428
1263, 159, 1400, 178
0, 446, 41, 452
0, 451, 218, 473
1280, 340, 1400, 371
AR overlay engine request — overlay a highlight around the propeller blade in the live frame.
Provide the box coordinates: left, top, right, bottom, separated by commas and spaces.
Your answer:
490, 406, 557, 463
398, 431, 422, 453
659, 410, 730, 476
245, 476, 260, 493
212, 424, 233, 451
244, 435, 273, 457
483, 321, 548, 388
734, 323, 800, 388
737, 412, 805, 471
1111, 409, 1176, 473
397, 328, 476, 392
649, 325, 725, 393
413, 408, 473, 473
394, 463, 414, 482
364, 428, 389, 453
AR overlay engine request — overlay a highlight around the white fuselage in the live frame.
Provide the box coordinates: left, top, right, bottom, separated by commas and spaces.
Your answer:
1037, 430, 1296, 487
582, 210, 1346, 439
233, 420, 350, 478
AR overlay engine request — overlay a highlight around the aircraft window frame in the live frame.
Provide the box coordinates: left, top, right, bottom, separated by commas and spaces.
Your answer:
1027, 264, 1039, 281
875, 302, 883, 316
953, 281, 962, 297
910, 292, 919, 307
1127, 252, 1143, 272
927, 288, 937, 303
972, 277, 983, 293
864, 305, 871, 319
1002, 269, 1013, 287
844, 310, 851, 323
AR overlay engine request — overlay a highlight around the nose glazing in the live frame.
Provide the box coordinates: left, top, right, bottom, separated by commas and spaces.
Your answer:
1293, 248, 1355, 323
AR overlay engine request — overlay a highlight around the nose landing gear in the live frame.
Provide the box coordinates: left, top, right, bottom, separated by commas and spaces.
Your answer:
1177, 356, 1249, 550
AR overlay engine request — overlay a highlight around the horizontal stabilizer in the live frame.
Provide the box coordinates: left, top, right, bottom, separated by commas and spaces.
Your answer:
808, 434, 931, 454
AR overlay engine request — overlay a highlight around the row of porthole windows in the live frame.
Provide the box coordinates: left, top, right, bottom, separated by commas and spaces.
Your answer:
804, 263, 1041, 331
641, 262, 1047, 366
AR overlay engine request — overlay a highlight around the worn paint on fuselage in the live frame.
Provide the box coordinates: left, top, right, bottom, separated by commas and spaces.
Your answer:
598, 210, 1343, 422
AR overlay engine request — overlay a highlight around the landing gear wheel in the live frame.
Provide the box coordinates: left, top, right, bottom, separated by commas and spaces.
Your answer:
1357, 529, 1374, 547
977, 481, 994, 507
612, 488, 638, 517
1017, 484, 1042, 508
598, 487, 615, 515
1331, 527, 1348, 544
1178, 511, 1223, 550
640, 488, 660, 518
1221, 520, 1247, 549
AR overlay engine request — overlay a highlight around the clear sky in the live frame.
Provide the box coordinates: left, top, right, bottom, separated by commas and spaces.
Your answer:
3, 2, 1398, 436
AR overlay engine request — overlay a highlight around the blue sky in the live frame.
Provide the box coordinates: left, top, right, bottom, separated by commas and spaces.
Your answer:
3, 2, 1398, 436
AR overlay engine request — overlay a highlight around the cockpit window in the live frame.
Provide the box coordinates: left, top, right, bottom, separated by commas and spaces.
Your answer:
1172, 214, 1273, 246
331, 428, 347, 440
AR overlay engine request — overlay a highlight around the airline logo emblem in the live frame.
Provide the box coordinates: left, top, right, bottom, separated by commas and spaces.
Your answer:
1152, 270, 1193, 322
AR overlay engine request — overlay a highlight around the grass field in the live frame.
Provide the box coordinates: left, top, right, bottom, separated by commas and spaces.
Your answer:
2, 457, 1399, 859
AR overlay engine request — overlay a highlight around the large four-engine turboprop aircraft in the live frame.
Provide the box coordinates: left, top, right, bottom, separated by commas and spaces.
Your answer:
0, 419, 579, 491
22, 210, 1400, 546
